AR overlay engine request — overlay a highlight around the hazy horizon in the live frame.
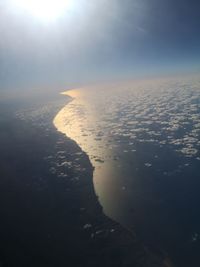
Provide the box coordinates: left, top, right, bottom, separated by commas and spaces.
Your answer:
1, 0, 200, 96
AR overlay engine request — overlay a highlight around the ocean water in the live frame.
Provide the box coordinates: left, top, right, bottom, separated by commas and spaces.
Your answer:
54, 75, 200, 266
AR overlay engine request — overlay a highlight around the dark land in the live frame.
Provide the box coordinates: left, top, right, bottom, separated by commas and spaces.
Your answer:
0, 94, 170, 267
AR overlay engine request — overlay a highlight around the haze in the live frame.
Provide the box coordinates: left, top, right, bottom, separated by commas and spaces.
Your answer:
0, 0, 200, 97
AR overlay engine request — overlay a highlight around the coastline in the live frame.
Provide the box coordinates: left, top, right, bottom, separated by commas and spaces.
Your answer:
53, 92, 174, 267
0, 93, 170, 266
52, 76, 200, 267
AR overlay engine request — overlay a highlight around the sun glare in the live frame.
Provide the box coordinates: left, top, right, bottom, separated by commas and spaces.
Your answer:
13, 0, 71, 21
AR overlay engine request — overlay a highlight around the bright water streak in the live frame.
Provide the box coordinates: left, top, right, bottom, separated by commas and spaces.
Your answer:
54, 75, 200, 263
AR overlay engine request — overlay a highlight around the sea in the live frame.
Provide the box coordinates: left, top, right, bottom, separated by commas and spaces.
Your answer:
54, 74, 200, 266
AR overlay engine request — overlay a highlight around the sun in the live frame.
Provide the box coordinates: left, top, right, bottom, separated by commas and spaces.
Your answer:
13, 0, 71, 22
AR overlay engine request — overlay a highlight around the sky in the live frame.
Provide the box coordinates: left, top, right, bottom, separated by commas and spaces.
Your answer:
0, 0, 200, 94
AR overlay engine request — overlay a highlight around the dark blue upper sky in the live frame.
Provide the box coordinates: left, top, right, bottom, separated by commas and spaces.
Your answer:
0, 0, 200, 93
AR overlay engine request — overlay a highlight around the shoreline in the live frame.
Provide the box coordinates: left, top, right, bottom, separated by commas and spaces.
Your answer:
53, 75, 200, 267
0, 94, 170, 266
53, 92, 174, 267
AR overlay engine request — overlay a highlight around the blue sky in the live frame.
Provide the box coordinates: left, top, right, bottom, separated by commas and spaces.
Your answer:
0, 0, 200, 93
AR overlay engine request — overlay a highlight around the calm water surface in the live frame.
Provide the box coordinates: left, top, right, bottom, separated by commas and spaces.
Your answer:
54, 75, 200, 266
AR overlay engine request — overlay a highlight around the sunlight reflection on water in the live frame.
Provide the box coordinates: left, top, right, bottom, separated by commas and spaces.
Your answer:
54, 76, 200, 226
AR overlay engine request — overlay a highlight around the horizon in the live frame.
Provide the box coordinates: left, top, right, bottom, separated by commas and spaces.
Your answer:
0, 0, 200, 96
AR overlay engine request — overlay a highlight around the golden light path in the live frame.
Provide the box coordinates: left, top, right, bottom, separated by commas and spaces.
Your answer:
53, 76, 195, 223
53, 74, 200, 239
53, 77, 188, 223
53, 77, 200, 267
53, 81, 179, 267
53, 85, 131, 223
